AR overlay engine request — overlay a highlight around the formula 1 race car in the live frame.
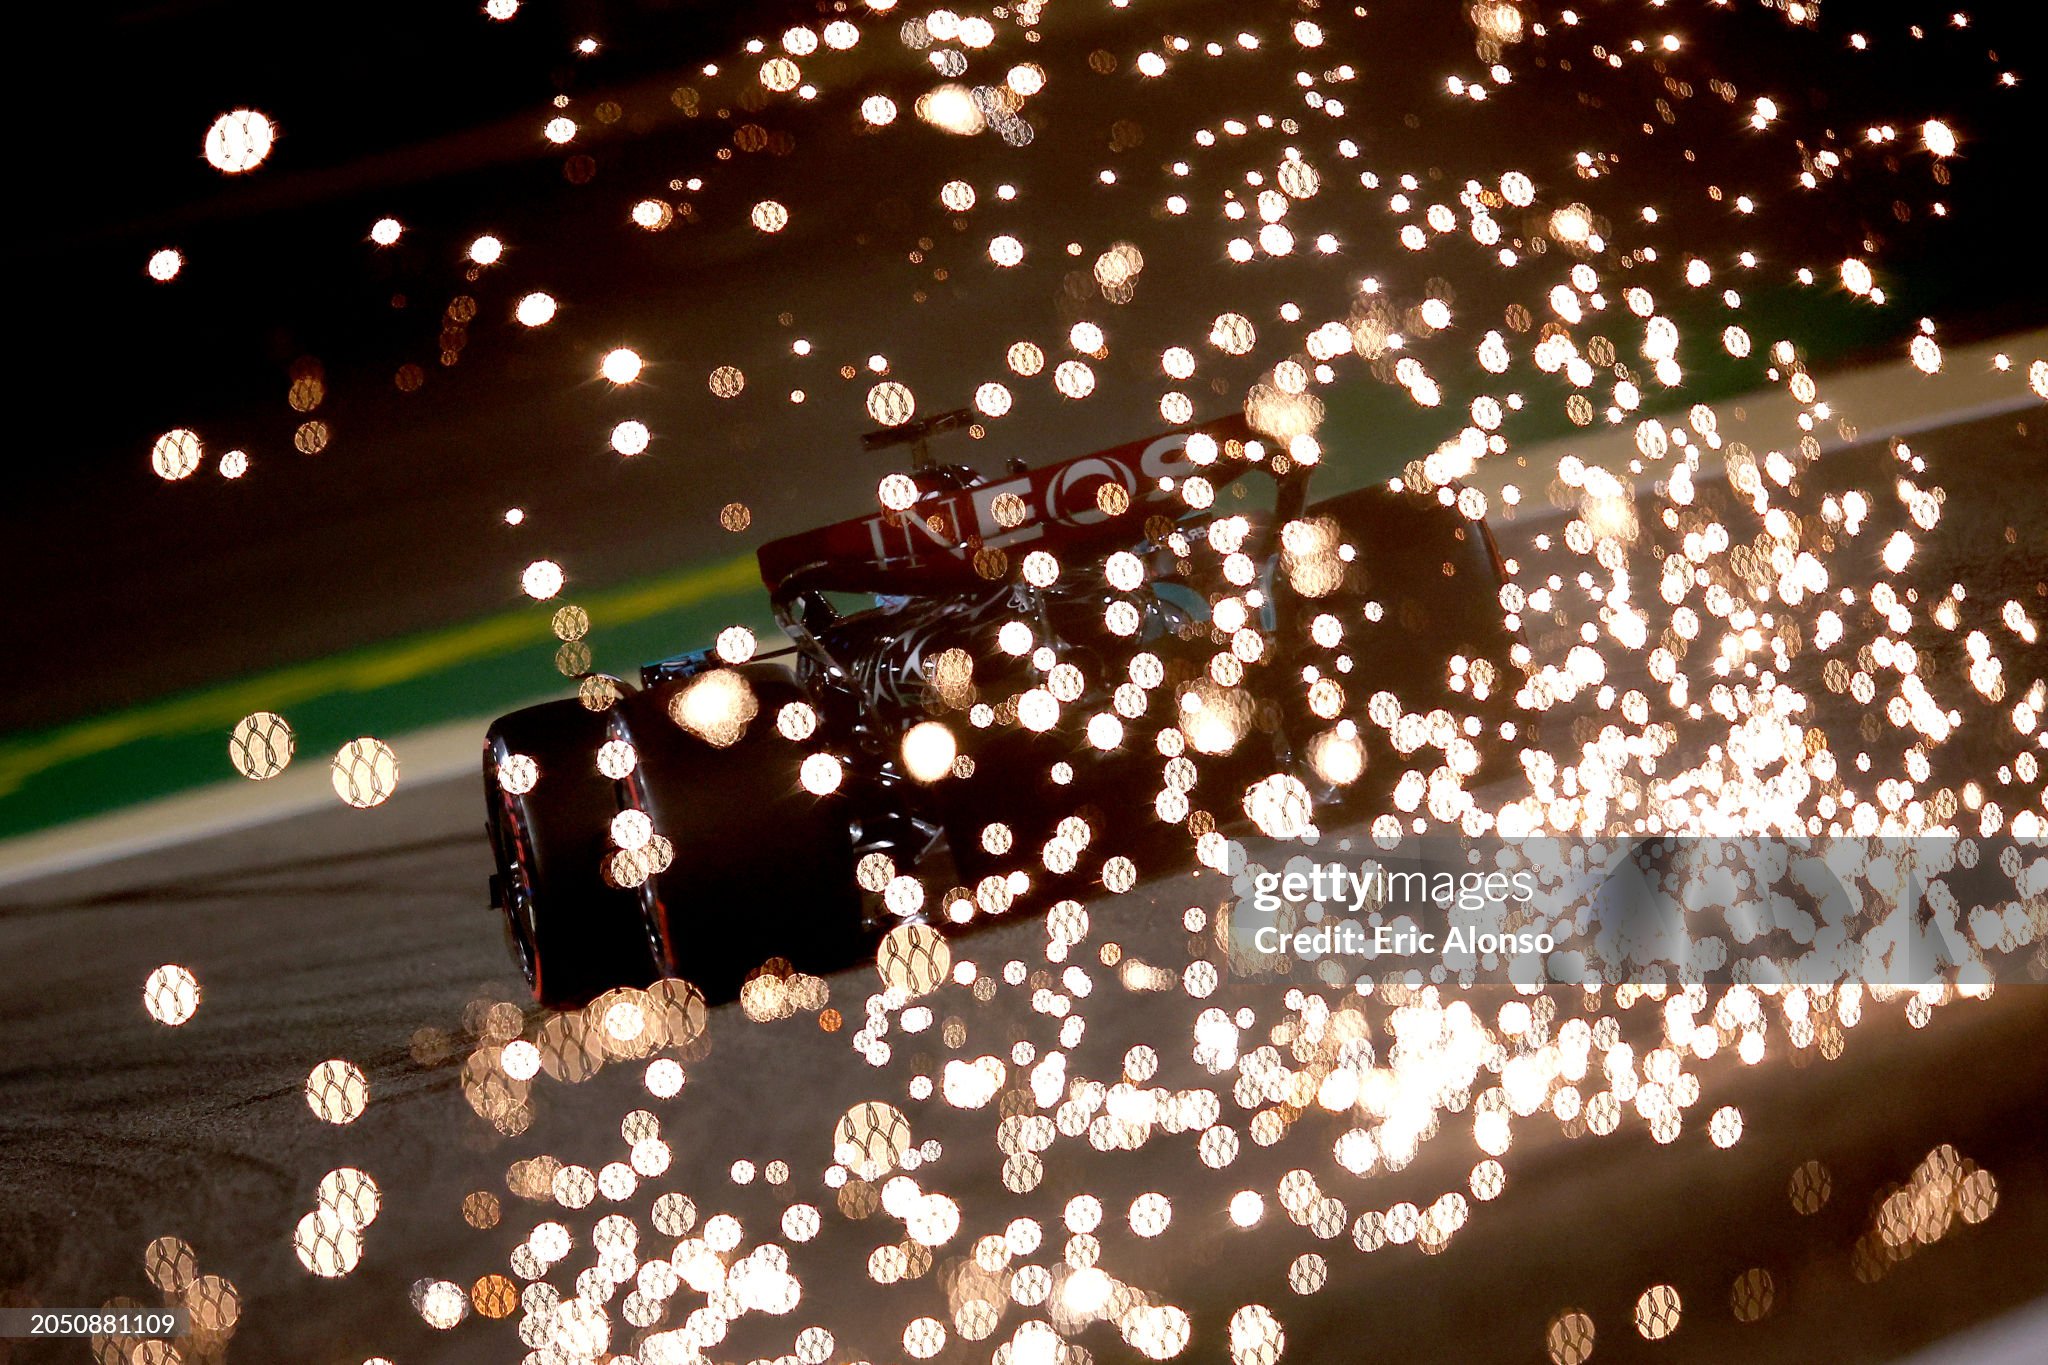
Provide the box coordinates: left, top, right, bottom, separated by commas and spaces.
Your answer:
485, 411, 1524, 1008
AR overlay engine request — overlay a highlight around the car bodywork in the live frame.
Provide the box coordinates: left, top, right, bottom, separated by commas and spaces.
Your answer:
486, 414, 1522, 1007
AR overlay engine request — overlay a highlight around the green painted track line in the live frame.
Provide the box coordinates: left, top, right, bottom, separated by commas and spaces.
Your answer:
0, 553, 770, 843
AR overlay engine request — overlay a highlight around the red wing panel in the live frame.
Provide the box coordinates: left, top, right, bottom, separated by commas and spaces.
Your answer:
757, 415, 1257, 595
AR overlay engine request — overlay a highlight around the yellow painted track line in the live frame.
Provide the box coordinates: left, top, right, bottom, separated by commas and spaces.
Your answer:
0, 551, 763, 799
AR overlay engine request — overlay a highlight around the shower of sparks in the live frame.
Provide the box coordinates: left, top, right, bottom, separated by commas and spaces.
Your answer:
203, 109, 276, 174
142, 964, 202, 1026
119, 0, 2048, 1360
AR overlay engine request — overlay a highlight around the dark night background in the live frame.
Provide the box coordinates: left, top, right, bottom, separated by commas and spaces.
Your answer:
10, 0, 2046, 735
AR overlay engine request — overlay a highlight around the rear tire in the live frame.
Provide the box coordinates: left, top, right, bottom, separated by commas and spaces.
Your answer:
484, 696, 662, 1009
626, 666, 868, 1002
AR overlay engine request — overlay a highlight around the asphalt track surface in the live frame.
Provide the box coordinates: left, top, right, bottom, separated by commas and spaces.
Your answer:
4, 407, 2046, 1363
4, 773, 2048, 1365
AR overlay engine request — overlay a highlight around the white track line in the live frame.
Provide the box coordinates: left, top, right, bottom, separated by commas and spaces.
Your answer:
1888, 1294, 2048, 1365
1463, 328, 2045, 498
0, 714, 497, 890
